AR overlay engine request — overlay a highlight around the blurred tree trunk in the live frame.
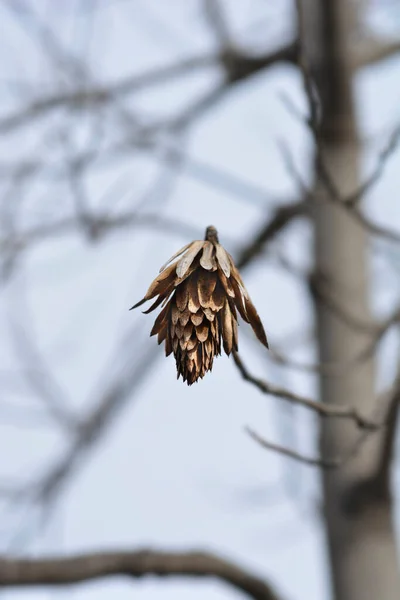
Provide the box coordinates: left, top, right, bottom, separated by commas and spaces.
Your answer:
298, 1, 400, 599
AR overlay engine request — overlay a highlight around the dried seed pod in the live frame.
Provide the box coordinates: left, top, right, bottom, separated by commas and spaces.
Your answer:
130, 225, 268, 385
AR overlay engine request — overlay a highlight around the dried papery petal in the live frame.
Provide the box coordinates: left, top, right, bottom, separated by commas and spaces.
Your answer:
200, 241, 217, 271
176, 241, 204, 278
130, 261, 178, 310
221, 299, 233, 355
179, 309, 191, 327
244, 297, 269, 348
230, 262, 249, 296
171, 304, 180, 325
165, 335, 173, 357
142, 294, 165, 314
187, 337, 197, 351
157, 321, 168, 345
232, 316, 238, 351
187, 274, 200, 313
203, 307, 215, 321
198, 270, 217, 307
196, 324, 209, 343
183, 322, 192, 341
150, 303, 170, 336
210, 282, 225, 311
175, 281, 189, 311
218, 269, 235, 298
215, 243, 231, 277
175, 322, 184, 340
191, 312, 203, 326
229, 277, 249, 323
159, 243, 192, 273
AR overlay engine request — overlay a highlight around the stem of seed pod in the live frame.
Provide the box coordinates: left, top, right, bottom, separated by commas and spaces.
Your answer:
205, 225, 219, 244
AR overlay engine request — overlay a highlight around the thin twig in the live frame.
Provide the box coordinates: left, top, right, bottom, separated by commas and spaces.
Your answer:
9, 317, 79, 431
203, 0, 233, 49
246, 381, 396, 470
246, 427, 339, 469
344, 123, 400, 206
232, 351, 381, 430
281, 45, 400, 223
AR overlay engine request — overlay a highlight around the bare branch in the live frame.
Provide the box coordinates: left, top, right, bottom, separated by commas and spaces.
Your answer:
344, 123, 400, 206
171, 83, 228, 130
281, 49, 400, 239
329, 192, 400, 244
267, 347, 324, 373
356, 37, 400, 68
0, 212, 202, 260
246, 427, 339, 469
293, 56, 400, 211
232, 351, 380, 429
306, 276, 400, 375
278, 137, 400, 245
0, 549, 282, 600
297, 59, 400, 241
236, 200, 307, 269
1, 12, 395, 140
246, 381, 397, 470
9, 317, 79, 431
0, 41, 297, 135
0, 55, 208, 134
32, 336, 157, 504
203, 0, 233, 49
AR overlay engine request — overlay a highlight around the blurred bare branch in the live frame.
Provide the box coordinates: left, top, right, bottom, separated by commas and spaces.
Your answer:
246, 426, 339, 468
236, 200, 307, 269
296, 56, 400, 242
344, 123, 400, 207
247, 379, 397, 470
0, 40, 298, 135
0, 548, 282, 600
203, 0, 233, 49
10, 319, 79, 431
31, 334, 157, 505
232, 351, 381, 429
0, 212, 202, 261
279, 137, 400, 245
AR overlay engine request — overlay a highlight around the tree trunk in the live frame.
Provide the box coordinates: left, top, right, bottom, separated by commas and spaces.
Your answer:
298, 1, 400, 599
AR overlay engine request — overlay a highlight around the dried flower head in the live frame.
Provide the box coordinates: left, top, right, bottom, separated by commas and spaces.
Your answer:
130, 226, 268, 384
